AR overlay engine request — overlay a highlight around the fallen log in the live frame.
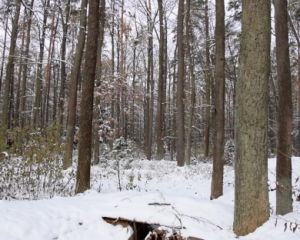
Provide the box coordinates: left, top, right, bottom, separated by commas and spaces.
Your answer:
103, 216, 205, 240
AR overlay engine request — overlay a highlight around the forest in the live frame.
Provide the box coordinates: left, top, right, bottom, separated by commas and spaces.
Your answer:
0, 0, 300, 239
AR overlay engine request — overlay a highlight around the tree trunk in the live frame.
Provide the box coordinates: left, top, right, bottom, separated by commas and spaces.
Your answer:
110, 0, 115, 133
15, 15, 26, 127
46, 24, 58, 124
0, 18, 8, 94
204, 0, 211, 158
34, 0, 50, 128
116, 23, 120, 138
93, 0, 106, 165
21, 0, 34, 128
233, 0, 270, 236
156, 0, 165, 160
176, 0, 185, 167
298, 24, 300, 154
64, 0, 87, 169
184, 0, 195, 166
145, 0, 154, 160
274, 0, 293, 215
42, 11, 56, 128
120, 0, 125, 138
1, 0, 21, 130
171, 46, 177, 162
211, 0, 225, 200
57, 0, 71, 128
76, 0, 100, 194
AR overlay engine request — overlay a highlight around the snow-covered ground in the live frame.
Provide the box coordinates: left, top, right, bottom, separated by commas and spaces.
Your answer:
1, 157, 300, 240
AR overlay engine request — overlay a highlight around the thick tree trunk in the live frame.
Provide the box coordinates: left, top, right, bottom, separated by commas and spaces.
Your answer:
211, 0, 225, 199
274, 0, 293, 215
233, 0, 270, 236
156, 0, 165, 160
1, 0, 21, 130
76, 0, 100, 194
176, 0, 185, 167
64, 0, 87, 169
298, 39, 300, 154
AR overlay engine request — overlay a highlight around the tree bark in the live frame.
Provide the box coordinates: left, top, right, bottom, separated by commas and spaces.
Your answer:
156, 0, 165, 160
110, 0, 115, 133
21, 0, 35, 128
15, 15, 26, 127
233, 0, 270, 236
57, 0, 71, 128
33, 0, 50, 128
64, 0, 87, 169
184, 0, 195, 166
211, 0, 225, 199
145, 0, 154, 160
1, 0, 21, 130
170, 46, 177, 162
204, 0, 211, 158
76, 0, 100, 193
176, 0, 185, 167
93, 0, 106, 165
42, 11, 56, 128
274, 0, 293, 215
0, 18, 8, 94
120, 0, 125, 138
298, 23, 300, 154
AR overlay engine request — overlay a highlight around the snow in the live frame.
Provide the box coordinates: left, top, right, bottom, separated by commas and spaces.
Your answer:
1, 157, 300, 240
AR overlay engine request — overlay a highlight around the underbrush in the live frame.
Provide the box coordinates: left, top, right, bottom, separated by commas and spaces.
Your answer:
0, 126, 75, 200
0, 127, 233, 201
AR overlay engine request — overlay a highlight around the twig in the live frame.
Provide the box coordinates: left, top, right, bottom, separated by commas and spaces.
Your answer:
183, 214, 223, 230
148, 202, 171, 206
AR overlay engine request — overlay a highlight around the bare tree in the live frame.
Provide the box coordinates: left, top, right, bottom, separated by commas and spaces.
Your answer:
274, 0, 293, 215
0, 17, 8, 94
204, 0, 211, 158
1, 0, 21, 130
211, 0, 225, 199
176, 0, 185, 167
57, 0, 71, 127
145, 0, 154, 160
76, 0, 100, 193
156, 0, 165, 160
15, 14, 27, 127
184, 0, 195, 165
42, 10, 57, 128
93, 0, 106, 165
64, 0, 87, 169
21, 0, 35, 128
33, 0, 50, 128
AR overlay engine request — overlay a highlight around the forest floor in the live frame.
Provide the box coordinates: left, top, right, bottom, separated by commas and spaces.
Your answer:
1, 155, 300, 240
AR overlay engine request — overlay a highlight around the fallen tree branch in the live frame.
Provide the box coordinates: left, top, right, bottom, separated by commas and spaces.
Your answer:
102, 216, 186, 229
148, 202, 171, 206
